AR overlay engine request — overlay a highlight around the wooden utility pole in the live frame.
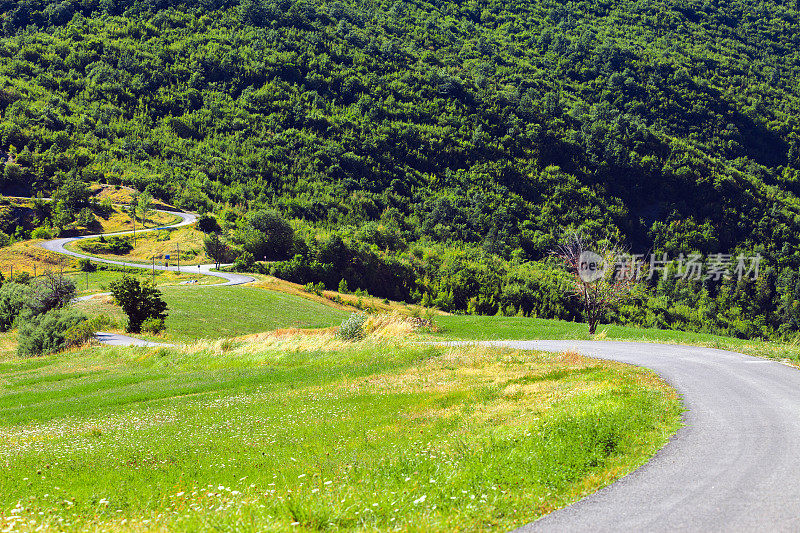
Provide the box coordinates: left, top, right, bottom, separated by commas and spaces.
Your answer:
177, 243, 180, 272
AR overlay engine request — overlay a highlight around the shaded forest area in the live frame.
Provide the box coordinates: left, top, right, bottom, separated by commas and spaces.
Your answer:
3, 0, 800, 338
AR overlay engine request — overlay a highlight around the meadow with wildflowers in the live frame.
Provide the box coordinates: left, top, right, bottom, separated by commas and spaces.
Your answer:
0, 317, 681, 531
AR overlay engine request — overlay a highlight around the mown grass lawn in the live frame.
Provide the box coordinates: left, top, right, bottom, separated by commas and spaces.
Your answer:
0, 321, 681, 532
75, 285, 351, 342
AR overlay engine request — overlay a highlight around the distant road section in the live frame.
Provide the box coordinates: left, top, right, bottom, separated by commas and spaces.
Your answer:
37, 208, 255, 346
38, 209, 255, 286
459, 340, 800, 532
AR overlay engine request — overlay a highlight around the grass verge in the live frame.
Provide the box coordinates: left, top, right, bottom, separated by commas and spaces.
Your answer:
432, 315, 800, 365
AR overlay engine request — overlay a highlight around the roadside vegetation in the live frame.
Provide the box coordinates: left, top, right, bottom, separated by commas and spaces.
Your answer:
432, 315, 800, 366
0, 317, 681, 531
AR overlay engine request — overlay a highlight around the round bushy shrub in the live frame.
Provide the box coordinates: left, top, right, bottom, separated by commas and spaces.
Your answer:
337, 313, 367, 341
0, 282, 31, 332
17, 308, 87, 357
30, 226, 53, 240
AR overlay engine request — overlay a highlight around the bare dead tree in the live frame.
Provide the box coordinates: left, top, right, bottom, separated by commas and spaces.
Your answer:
552, 232, 639, 334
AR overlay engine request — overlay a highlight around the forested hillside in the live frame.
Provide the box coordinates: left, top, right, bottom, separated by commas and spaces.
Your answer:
3, 0, 800, 338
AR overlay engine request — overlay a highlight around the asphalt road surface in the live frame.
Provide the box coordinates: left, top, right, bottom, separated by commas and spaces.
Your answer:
461, 340, 800, 532
39, 209, 255, 286
94, 331, 174, 347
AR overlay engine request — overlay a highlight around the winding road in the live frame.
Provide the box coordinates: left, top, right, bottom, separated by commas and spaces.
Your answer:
468, 341, 800, 532
39, 209, 255, 286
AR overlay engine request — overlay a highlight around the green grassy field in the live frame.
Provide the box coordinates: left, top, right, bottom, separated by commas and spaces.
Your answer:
433, 315, 800, 364
0, 328, 681, 532
75, 285, 351, 341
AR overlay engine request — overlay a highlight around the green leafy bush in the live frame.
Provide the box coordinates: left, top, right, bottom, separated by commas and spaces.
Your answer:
78, 236, 133, 255
337, 313, 367, 341
17, 308, 87, 357
64, 314, 117, 347
30, 226, 53, 240
0, 282, 32, 332
141, 317, 166, 335
303, 281, 325, 295
233, 250, 255, 271
78, 258, 96, 272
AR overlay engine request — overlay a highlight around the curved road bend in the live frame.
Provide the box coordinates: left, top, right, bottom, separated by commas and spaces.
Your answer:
39, 209, 255, 286
456, 341, 800, 532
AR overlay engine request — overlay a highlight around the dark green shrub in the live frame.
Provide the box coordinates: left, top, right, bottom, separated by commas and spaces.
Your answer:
233, 250, 255, 271
141, 317, 166, 334
17, 308, 87, 357
78, 258, 96, 272
0, 282, 32, 332
197, 214, 220, 233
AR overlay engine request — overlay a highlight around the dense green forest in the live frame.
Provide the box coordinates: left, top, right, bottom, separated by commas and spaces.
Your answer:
2, 0, 800, 339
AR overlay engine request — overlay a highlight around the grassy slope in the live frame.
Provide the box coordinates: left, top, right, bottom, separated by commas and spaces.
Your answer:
432, 315, 800, 364
76, 285, 351, 342
0, 330, 681, 531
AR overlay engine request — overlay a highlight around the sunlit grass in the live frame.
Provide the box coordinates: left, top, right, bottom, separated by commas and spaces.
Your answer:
0, 321, 681, 532
75, 285, 351, 342
432, 315, 800, 365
